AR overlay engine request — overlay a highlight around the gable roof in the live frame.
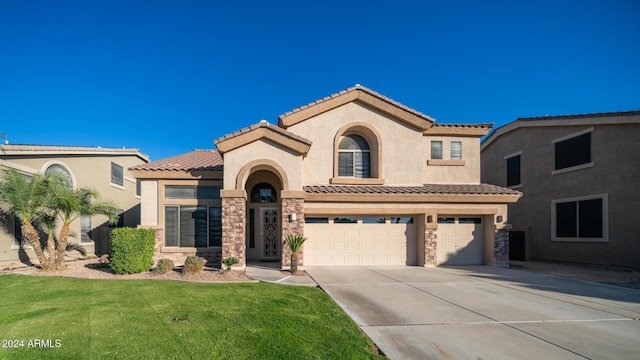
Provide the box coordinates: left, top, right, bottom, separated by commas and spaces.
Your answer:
214, 120, 312, 155
482, 110, 640, 150
424, 123, 493, 136
278, 84, 435, 131
0, 144, 149, 162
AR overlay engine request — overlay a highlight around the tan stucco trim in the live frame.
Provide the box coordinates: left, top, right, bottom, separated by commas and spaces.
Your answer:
235, 159, 291, 191
131, 170, 223, 180
279, 89, 434, 131
216, 127, 311, 155
281, 190, 306, 199
426, 159, 466, 166
332, 121, 384, 182
424, 127, 490, 136
220, 189, 247, 199
303, 205, 501, 216
304, 193, 521, 204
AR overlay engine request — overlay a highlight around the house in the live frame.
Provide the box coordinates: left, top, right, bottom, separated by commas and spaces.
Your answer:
0, 144, 149, 266
480, 111, 640, 268
131, 85, 521, 270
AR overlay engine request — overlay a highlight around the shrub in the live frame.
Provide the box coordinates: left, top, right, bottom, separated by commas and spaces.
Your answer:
183, 256, 205, 275
221, 257, 238, 273
154, 258, 175, 274
110, 228, 155, 275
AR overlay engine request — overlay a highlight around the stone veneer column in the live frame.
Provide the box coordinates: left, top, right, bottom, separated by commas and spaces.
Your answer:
222, 196, 247, 269
494, 228, 509, 268
424, 226, 438, 266
281, 197, 305, 270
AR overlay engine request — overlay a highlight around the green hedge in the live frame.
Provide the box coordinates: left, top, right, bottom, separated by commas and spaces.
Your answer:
110, 228, 155, 274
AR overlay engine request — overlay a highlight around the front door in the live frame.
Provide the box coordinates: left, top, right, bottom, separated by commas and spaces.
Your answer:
246, 207, 280, 261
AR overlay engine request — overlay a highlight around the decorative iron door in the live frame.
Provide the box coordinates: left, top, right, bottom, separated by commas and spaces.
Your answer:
261, 208, 279, 258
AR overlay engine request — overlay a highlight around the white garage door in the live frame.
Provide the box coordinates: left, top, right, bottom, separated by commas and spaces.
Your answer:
304, 217, 416, 266
437, 217, 484, 265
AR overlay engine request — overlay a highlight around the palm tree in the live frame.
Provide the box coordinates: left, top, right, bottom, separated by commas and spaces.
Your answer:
0, 168, 55, 270
284, 233, 307, 274
49, 185, 119, 271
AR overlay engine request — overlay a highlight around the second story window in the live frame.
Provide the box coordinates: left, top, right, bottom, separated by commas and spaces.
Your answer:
450, 141, 462, 160
338, 134, 371, 178
555, 132, 591, 170
111, 162, 124, 187
506, 155, 521, 187
430, 141, 442, 160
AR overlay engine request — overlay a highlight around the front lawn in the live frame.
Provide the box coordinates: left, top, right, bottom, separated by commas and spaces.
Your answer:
0, 275, 383, 359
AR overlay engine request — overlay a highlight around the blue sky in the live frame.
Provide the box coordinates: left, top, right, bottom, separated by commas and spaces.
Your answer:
1, 0, 638, 161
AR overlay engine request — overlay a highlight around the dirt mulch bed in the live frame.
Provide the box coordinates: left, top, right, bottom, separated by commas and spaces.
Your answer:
0, 258, 255, 283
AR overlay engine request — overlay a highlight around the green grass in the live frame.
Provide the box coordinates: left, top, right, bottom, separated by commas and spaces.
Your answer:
0, 275, 383, 360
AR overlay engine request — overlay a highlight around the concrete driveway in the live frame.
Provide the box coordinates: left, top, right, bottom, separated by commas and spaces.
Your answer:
305, 266, 640, 360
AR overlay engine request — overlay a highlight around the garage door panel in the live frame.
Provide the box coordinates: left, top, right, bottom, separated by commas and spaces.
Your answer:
305, 221, 416, 266
437, 220, 484, 266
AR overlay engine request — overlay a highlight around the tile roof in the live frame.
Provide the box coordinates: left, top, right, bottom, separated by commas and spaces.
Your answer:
516, 110, 640, 122
304, 184, 521, 196
278, 84, 435, 123
130, 150, 223, 171
0, 144, 149, 160
432, 123, 493, 129
213, 120, 312, 146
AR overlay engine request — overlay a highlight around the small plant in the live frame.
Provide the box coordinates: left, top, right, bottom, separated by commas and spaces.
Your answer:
221, 257, 238, 273
183, 256, 205, 275
285, 233, 307, 274
66, 242, 87, 257
154, 258, 175, 274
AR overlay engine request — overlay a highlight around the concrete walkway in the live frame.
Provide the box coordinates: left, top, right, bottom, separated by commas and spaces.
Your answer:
245, 262, 317, 286
306, 266, 640, 360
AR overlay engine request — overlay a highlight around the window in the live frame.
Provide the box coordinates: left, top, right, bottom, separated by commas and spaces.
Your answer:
81, 215, 92, 243
334, 217, 357, 224
506, 155, 521, 187
136, 179, 141, 197
430, 141, 443, 160
45, 164, 73, 188
363, 217, 386, 224
111, 162, 124, 187
437, 217, 455, 224
13, 216, 23, 245
165, 185, 221, 200
164, 206, 222, 247
459, 218, 482, 224
553, 195, 607, 241
450, 141, 462, 160
305, 217, 329, 224
391, 217, 414, 224
555, 132, 591, 170
338, 134, 370, 178
250, 183, 277, 203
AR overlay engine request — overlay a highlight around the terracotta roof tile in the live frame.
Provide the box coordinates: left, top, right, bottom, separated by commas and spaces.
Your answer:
130, 150, 223, 171
517, 110, 640, 122
432, 123, 493, 129
304, 184, 521, 196
213, 120, 312, 146
279, 84, 435, 122
0, 144, 149, 161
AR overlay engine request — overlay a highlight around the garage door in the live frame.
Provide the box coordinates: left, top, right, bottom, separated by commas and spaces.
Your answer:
437, 217, 484, 265
304, 217, 416, 266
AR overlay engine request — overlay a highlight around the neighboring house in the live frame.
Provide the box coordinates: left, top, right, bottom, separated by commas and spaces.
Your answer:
131, 85, 521, 270
0, 144, 149, 266
481, 111, 640, 268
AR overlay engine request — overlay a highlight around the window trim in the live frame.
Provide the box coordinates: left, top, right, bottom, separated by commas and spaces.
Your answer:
430, 140, 443, 160
163, 205, 223, 248
552, 127, 594, 173
42, 161, 76, 189
331, 122, 384, 185
551, 193, 608, 242
110, 162, 124, 188
450, 141, 462, 160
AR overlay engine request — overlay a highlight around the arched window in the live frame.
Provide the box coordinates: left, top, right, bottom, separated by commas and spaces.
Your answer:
45, 164, 73, 188
250, 183, 277, 203
338, 134, 371, 178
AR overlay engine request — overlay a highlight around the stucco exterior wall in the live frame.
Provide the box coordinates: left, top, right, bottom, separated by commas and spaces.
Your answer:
140, 180, 158, 226
222, 139, 303, 191
423, 136, 481, 184
0, 153, 146, 266
287, 102, 425, 186
481, 122, 640, 268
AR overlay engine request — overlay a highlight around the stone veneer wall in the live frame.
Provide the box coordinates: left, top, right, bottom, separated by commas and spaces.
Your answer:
281, 198, 305, 270
222, 197, 246, 268
424, 228, 437, 266
494, 228, 509, 267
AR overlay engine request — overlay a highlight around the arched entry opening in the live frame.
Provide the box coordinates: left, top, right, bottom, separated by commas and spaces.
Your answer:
245, 170, 283, 262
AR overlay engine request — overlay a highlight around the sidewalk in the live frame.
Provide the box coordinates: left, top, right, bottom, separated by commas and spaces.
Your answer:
245, 262, 317, 287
